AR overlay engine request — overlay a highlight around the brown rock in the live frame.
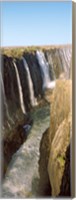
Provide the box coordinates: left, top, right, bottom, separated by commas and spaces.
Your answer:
38, 128, 51, 196
49, 79, 72, 143
48, 113, 72, 196
39, 80, 72, 197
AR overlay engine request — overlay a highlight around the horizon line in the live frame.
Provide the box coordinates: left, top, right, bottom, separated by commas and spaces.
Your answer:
1, 43, 72, 49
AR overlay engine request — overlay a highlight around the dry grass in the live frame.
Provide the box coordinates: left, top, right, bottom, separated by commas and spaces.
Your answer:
1, 44, 71, 58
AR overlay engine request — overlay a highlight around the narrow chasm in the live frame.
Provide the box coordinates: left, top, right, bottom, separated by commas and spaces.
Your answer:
38, 128, 52, 197
2, 104, 51, 198
3, 113, 33, 177
1, 46, 72, 198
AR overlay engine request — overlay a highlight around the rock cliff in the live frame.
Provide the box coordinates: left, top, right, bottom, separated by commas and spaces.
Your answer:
39, 80, 72, 197
1, 45, 72, 197
2, 45, 72, 126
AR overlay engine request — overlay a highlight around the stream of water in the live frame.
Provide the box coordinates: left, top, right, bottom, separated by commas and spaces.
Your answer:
2, 105, 50, 198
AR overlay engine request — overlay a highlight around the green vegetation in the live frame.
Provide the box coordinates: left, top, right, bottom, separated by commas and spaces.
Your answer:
1, 46, 41, 58
57, 155, 65, 167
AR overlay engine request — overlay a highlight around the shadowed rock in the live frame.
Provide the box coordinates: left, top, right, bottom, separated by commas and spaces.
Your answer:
1, 46, 72, 198
3, 115, 33, 177
2, 106, 50, 198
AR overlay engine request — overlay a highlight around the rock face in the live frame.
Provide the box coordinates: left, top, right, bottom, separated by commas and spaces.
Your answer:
2, 46, 72, 129
44, 45, 72, 79
1, 46, 72, 197
3, 115, 33, 176
38, 128, 51, 196
39, 80, 72, 197
49, 80, 72, 143
59, 144, 71, 196
48, 113, 71, 197
1, 46, 72, 145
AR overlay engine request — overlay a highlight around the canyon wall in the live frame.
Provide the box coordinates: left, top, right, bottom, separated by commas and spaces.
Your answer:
1, 45, 72, 196
1, 45, 72, 132
39, 80, 72, 197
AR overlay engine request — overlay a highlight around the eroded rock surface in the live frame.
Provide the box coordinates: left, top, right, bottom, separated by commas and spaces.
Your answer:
2, 45, 72, 131
59, 144, 71, 196
1, 46, 72, 198
39, 80, 72, 197
48, 113, 71, 196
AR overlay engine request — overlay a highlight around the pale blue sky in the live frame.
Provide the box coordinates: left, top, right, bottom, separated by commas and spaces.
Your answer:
1, 1, 72, 47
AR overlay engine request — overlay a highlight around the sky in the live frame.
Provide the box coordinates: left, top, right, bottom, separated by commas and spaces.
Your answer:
1, 1, 72, 47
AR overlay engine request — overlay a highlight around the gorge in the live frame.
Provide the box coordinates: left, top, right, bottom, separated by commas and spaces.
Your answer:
1, 45, 72, 198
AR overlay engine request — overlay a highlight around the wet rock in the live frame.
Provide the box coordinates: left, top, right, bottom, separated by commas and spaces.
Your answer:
1, 46, 72, 130
3, 115, 33, 177
23, 52, 43, 98
2, 55, 20, 113
44, 46, 72, 79
15, 58, 31, 111
1, 46, 72, 197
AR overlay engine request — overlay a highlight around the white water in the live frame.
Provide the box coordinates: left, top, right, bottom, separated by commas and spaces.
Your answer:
13, 61, 26, 114
59, 50, 68, 74
22, 57, 37, 106
63, 48, 72, 69
59, 48, 72, 78
36, 50, 56, 90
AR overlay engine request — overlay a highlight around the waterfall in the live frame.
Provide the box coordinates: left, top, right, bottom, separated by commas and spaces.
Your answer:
36, 50, 56, 90
0, 73, 9, 117
0, 73, 14, 128
13, 61, 26, 114
59, 49, 69, 78
22, 57, 37, 106
62, 48, 71, 70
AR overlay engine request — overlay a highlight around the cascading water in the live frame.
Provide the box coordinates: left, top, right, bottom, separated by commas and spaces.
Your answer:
0, 73, 15, 128
62, 48, 72, 70
0, 73, 10, 119
36, 50, 56, 90
59, 49, 71, 78
1, 74, 7, 110
13, 61, 26, 114
22, 57, 37, 106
